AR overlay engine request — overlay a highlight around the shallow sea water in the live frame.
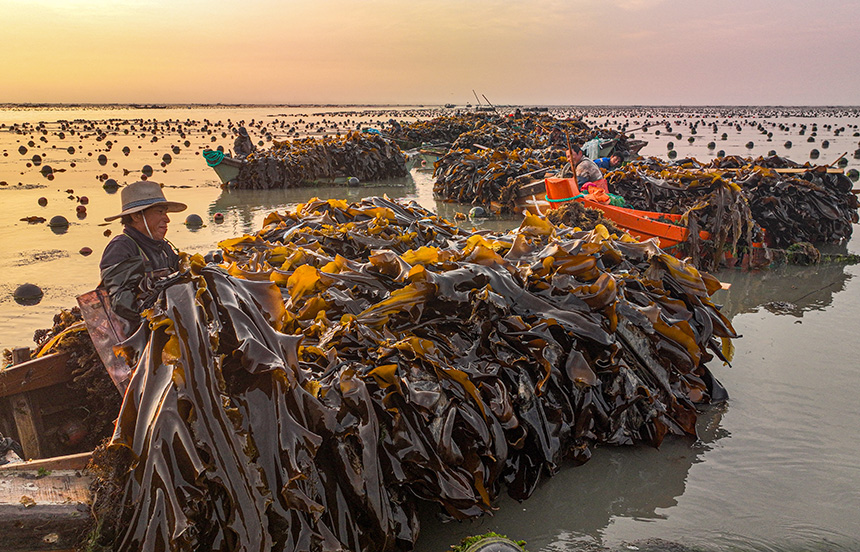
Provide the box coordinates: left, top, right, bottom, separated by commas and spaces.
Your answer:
1, 106, 859, 552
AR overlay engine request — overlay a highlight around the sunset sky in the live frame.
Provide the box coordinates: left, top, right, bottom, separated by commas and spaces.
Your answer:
2, 0, 858, 106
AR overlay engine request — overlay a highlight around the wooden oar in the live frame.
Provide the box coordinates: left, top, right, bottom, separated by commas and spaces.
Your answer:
828, 152, 847, 167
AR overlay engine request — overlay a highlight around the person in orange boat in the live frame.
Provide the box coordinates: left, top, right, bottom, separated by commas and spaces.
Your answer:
568, 144, 608, 193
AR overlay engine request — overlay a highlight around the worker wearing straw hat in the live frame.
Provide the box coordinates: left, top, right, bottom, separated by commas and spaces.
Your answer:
99, 181, 186, 325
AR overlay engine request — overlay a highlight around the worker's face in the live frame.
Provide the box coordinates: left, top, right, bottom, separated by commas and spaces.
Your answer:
569, 149, 583, 164
132, 205, 171, 241
610, 155, 622, 167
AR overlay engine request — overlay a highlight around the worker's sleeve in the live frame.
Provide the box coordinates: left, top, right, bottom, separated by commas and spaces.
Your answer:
100, 256, 146, 325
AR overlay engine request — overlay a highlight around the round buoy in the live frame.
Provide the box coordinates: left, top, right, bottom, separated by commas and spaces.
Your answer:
76, 205, 87, 214
38, 197, 47, 206
785, 141, 793, 149
103, 178, 119, 192
185, 213, 203, 228
58, 419, 87, 447
821, 140, 830, 148
666, 141, 674, 150
67, 146, 75, 154
172, 145, 181, 154
837, 156, 848, 168
97, 154, 108, 165
40, 165, 53, 176
32, 154, 42, 166
721, 133, 728, 140
707, 141, 716, 149
79, 196, 89, 205
469, 206, 487, 219
122, 146, 131, 156
79, 246, 93, 256
717, 150, 726, 158
810, 149, 820, 159
162, 153, 172, 164
667, 149, 678, 159
141, 164, 153, 177
347, 176, 360, 187
213, 212, 224, 223
745, 141, 754, 149
18, 145, 27, 155
847, 169, 859, 182
14, 283, 44, 306
49, 215, 69, 228
767, 150, 777, 157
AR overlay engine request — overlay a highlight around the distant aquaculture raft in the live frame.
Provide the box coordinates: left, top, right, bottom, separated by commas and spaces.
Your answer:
231, 132, 408, 189
87, 198, 738, 552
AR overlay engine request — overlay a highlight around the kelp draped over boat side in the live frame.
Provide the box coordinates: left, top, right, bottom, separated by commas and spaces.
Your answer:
606, 156, 859, 267
232, 132, 407, 189
92, 198, 738, 552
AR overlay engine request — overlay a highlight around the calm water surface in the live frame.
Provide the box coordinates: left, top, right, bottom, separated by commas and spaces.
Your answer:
1, 106, 858, 551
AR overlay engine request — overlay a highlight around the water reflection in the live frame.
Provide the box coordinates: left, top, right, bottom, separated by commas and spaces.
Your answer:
415, 408, 728, 552
713, 260, 854, 319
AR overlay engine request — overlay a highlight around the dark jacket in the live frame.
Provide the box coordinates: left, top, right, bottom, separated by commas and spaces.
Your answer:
233, 135, 255, 159
99, 226, 179, 325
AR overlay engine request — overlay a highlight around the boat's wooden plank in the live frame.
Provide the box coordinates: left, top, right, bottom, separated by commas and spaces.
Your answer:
0, 452, 93, 473
0, 470, 92, 551
0, 353, 73, 398
10, 393, 43, 460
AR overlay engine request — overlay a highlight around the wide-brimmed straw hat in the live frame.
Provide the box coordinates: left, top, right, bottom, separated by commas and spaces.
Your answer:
104, 181, 187, 222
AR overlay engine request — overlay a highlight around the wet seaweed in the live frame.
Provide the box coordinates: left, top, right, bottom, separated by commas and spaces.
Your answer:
233, 132, 408, 189
89, 198, 737, 552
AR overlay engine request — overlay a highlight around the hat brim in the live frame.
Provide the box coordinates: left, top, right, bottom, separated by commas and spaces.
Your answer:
104, 200, 187, 222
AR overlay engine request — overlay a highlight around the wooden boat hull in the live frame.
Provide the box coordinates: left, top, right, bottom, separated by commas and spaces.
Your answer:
208, 155, 244, 184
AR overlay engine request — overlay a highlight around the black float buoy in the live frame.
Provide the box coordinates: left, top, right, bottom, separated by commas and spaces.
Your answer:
14, 283, 44, 306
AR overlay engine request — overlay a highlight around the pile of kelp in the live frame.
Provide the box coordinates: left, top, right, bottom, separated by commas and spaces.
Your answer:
433, 148, 569, 211
232, 132, 407, 189
423, 115, 640, 212
607, 155, 859, 256
89, 197, 737, 552
390, 113, 629, 154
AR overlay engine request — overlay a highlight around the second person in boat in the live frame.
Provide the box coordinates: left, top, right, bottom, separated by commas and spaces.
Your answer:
568, 144, 609, 193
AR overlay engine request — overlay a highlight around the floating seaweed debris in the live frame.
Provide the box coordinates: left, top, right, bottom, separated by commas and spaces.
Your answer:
87, 197, 737, 552
232, 132, 408, 189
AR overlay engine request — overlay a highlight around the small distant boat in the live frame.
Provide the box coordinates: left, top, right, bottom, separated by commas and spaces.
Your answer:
444, 103, 456, 109
203, 150, 244, 184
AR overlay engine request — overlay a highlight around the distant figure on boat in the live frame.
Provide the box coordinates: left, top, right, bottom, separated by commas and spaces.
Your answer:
568, 144, 609, 193
549, 126, 566, 148
233, 126, 255, 159
99, 181, 186, 327
594, 153, 624, 171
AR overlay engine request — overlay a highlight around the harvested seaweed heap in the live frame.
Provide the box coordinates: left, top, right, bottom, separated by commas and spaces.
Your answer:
736, 165, 858, 247
232, 132, 407, 189
607, 156, 859, 264
90, 198, 737, 552
434, 148, 569, 212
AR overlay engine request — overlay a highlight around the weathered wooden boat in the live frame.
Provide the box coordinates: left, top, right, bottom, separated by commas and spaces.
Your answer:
1, 349, 96, 551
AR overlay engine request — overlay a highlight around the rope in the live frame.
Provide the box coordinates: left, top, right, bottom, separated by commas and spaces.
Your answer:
545, 193, 585, 203
203, 149, 225, 167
